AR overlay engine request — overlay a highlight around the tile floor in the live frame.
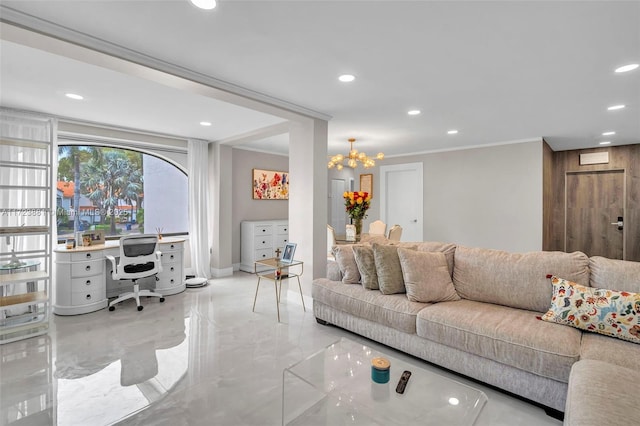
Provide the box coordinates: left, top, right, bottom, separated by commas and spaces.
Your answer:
1, 272, 562, 425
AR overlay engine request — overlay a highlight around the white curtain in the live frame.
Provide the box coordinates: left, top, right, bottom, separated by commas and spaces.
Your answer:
187, 139, 211, 279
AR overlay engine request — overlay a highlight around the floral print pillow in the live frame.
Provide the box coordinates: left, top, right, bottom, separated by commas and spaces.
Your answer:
541, 275, 640, 344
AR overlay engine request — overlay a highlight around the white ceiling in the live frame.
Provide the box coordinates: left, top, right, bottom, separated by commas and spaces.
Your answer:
1, 1, 639, 157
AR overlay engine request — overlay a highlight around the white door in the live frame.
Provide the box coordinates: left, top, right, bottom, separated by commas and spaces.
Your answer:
380, 163, 423, 241
330, 179, 347, 233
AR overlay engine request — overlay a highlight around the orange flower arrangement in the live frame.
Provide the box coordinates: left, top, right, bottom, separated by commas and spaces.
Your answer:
343, 191, 371, 220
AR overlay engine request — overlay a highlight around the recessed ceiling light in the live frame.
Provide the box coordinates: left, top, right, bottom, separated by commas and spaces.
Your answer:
407, 110, 421, 116
602, 131, 616, 136
200, 121, 212, 126
447, 130, 458, 135
599, 141, 611, 145
190, 0, 217, 10
338, 74, 356, 82
615, 64, 639, 73
607, 104, 625, 111
65, 93, 83, 100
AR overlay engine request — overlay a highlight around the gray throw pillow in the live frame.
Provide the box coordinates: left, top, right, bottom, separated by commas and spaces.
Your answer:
333, 245, 361, 284
397, 248, 461, 303
373, 243, 416, 294
352, 245, 379, 290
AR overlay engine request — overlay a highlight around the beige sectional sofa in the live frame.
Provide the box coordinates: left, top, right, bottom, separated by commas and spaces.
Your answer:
312, 242, 640, 423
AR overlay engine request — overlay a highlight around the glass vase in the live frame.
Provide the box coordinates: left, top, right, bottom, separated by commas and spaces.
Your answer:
354, 218, 363, 240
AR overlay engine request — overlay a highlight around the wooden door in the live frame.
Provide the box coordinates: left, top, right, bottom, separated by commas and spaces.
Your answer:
565, 170, 625, 259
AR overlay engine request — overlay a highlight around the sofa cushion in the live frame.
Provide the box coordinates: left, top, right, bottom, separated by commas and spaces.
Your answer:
565, 360, 640, 426
414, 242, 457, 277
590, 256, 640, 293
352, 245, 379, 290
333, 245, 361, 284
373, 243, 406, 294
397, 249, 460, 303
541, 276, 640, 344
312, 278, 429, 334
416, 299, 581, 382
326, 259, 341, 281
453, 246, 590, 313
580, 333, 640, 371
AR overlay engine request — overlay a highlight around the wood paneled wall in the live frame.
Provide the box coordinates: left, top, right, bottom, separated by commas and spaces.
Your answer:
544, 143, 640, 261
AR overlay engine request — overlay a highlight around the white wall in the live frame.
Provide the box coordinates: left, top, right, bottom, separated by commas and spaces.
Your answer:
366, 140, 543, 253
231, 148, 289, 265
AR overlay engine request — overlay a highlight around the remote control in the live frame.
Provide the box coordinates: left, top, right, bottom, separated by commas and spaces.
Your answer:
396, 370, 412, 394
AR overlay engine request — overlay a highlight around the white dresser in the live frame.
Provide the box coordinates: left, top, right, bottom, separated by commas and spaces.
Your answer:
240, 220, 288, 272
54, 238, 185, 315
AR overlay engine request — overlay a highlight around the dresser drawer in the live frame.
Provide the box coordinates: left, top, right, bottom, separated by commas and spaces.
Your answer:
71, 260, 104, 278
71, 251, 104, 262
276, 224, 288, 234
254, 235, 273, 250
160, 241, 183, 252
254, 225, 273, 236
71, 276, 103, 291
275, 237, 289, 249
161, 252, 182, 265
71, 288, 104, 306
255, 248, 273, 260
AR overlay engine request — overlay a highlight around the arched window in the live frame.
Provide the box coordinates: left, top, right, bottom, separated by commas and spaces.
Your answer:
56, 145, 188, 240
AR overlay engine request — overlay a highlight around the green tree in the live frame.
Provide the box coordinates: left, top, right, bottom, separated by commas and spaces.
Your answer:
58, 146, 98, 233
81, 150, 143, 235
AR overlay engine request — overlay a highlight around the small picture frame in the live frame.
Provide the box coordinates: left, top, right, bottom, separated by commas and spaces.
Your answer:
360, 173, 373, 197
345, 225, 356, 242
281, 242, 297, 263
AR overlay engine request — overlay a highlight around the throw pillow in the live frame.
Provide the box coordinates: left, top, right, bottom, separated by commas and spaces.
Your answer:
373, 243, 416, 294
332, 245, 361, 284
352, 245, 379, 290
541, 275, 640, 344
397, 248, 461, 303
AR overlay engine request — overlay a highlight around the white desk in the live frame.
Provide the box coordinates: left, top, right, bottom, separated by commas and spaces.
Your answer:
53, 238, 185, 315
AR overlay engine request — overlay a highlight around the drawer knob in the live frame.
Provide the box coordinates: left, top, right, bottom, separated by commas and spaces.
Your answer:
284, 228, 287, 232
85, 280, 91, 286
170, 266, 174, 272
86, 253, 91, 258
170, 279, 175, 284
170, 254, 174, 260
86, 294, 91, 300
262, 254, 266, 258
170, 244, 175, 249
262, 241, 266, 244
262, 229, 266, 232
85, 265, 91, 271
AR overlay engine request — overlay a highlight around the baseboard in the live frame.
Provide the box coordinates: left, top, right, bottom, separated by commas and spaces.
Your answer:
210, 266, 233, 277
232, 263, 240, 272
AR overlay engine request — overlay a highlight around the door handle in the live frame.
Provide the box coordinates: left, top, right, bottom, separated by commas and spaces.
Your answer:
610, 216, 623, 230
410, 219, 417, 223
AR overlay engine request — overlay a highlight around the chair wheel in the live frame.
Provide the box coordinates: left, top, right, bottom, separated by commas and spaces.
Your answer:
109, 306, 115, 311
160, 297, 165, 303
137, 305, 143, 311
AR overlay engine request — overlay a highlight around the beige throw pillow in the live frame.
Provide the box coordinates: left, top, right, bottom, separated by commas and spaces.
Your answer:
352, 245, 379, 290
373, 243, 416, 294
332, 245, 361, 284
397, 248, 461, 303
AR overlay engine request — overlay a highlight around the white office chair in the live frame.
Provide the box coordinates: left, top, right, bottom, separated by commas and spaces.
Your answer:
107, 235, 164, 312
388, 225, 403, 241
327, 224, 337, 259
368, 220, 387, 236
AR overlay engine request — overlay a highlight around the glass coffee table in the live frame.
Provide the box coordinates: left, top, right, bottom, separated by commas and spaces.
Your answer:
282, 338, 487, 425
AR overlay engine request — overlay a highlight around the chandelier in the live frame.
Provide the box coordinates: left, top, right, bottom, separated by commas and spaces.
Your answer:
327, 138, 384, 170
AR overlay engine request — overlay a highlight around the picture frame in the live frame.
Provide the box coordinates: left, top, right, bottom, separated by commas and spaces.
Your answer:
281, 242, 297, 263
252, 168, 289, 200
360, 173, 373, 197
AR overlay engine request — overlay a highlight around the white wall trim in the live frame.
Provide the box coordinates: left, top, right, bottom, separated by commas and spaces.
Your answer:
385, 137, 544, 159
210, 267, 234, 278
